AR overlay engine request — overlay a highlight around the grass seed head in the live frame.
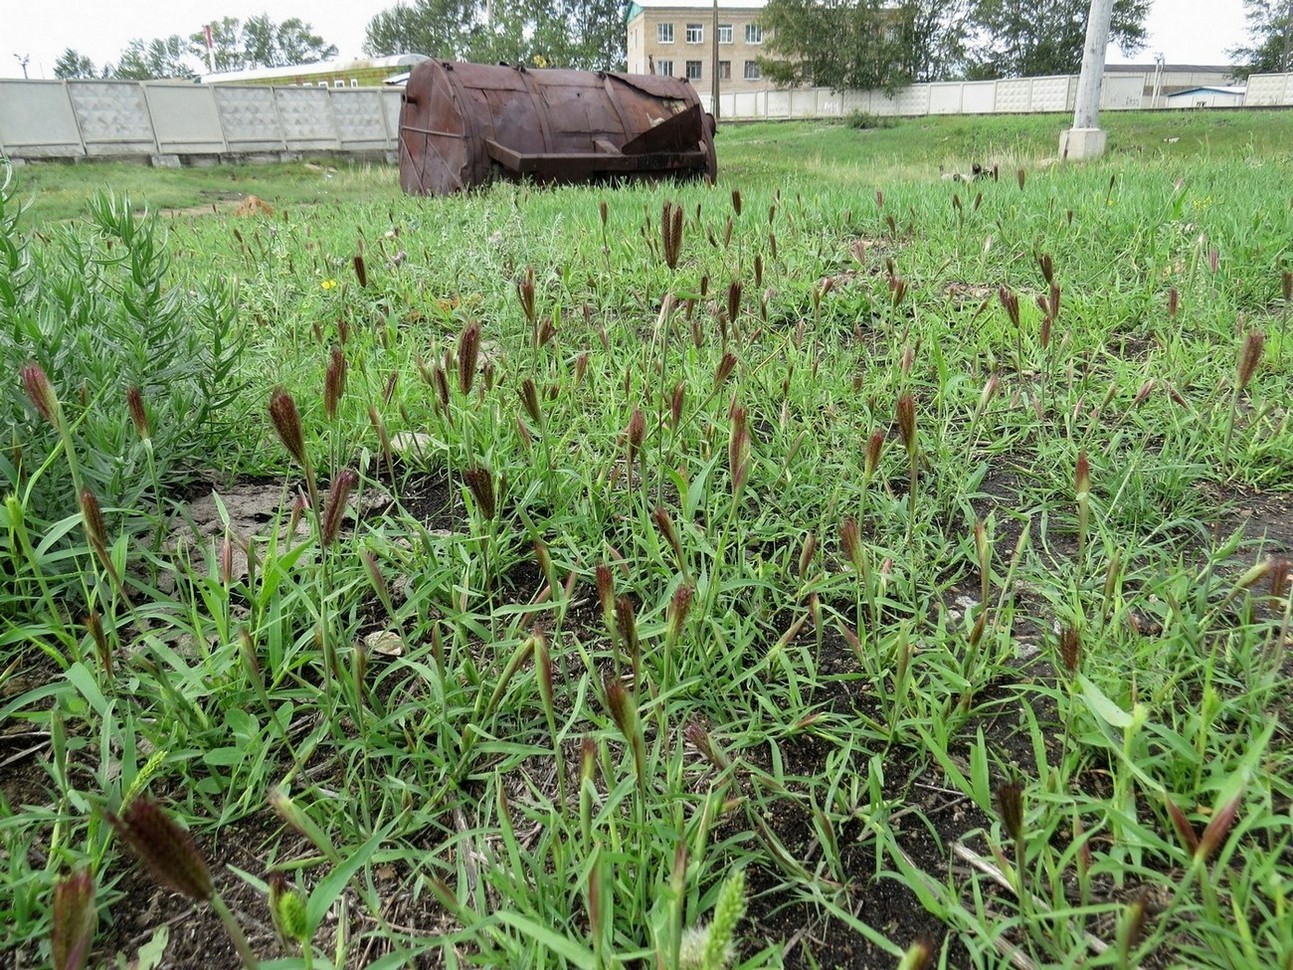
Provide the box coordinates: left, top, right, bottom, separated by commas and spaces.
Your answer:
268, 387, 307, 467
897, 938, 933, 970
462, 467, 496, 520
1118, 892, 1148, 965
667, 584, 693, 642
268, 870, 308, 947
995, 781, 1025, 844
865, 430, 885, 478
840, 517, 863, 573
519, 378, 541, 424
84, 612, 112, 679
1283, 269, 1292, 303
321, 469, 358, 547
1270, 557, 1290, 599
51, 866, 97, 970
126, 386, 150, 441
518, 265, 537, 327
997, 285, 1020, 329
457, 321, 481, 396
1037, 252, 1054, 286
731, 188, 742, 216
797, 531, 817, 580
1058, 625, 1082, 674
20, 361, 59, 426
78, 490, 110, 566
352, 253, 368, 288
1197, 790, 1243, 864
1168, 286, 1179, 318
324, 347, 347, 421
626, 407, 646, 463
728, 404, 750, 493
1237, 328, 1265, 391
1166, 797, 1200, 856
685, 720, 730, 770
896, 394, 916, 455
108, 798, 213, 902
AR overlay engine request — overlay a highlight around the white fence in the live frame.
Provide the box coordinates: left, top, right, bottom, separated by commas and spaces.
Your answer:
702, 73, 1293, 120
0, 79, 405, 161
2, 73, 1291, 162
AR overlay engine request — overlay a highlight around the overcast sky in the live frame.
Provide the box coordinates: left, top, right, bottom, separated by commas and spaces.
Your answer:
1, 0, 1253, 80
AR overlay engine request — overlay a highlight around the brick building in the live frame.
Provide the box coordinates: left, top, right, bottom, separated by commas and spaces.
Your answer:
626, 0, 769, 90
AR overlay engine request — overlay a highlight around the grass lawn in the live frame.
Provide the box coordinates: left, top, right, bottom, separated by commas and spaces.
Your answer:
2, 108, 1292, 969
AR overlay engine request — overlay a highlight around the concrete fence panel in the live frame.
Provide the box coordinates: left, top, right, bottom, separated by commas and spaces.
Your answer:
1247, 73, 1293, 105
0, 80, 83, 156
1102, 75, 1144, 109
994, 78, 1032, 113
275, 88, 341, 150
1029, 76, 1072, 113
962, 81, 998, 114
895, 84, 932, 116
143, 84, 226, 154
765, 89, 793, 118
331, 89, 390, 150
929, 82, 964, 115
68, 81, 157, 155
381, 90, 405, 143
214, 86, 285, 151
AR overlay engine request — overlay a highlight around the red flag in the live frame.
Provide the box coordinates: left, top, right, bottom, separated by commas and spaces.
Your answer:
203, 24, 214, 49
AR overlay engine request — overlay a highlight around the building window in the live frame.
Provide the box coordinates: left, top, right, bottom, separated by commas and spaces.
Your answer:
686, 23, 704, 43
350, 78, 359, 88
657, 22, 674, 44
718, 60, 731, 80
743, 60, 760, 80
745, 23, 763, 44
657, 59, 674, 76
718, 24, 733, 44
334, 79, 345, 88
686, 60, 702, 80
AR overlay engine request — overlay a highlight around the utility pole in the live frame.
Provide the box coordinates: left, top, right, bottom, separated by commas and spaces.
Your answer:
1059, 0, 1113, 161
711, 0, 720, 122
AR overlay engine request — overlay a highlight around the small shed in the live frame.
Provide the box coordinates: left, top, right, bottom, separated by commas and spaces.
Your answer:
1165, 85, 1246, 108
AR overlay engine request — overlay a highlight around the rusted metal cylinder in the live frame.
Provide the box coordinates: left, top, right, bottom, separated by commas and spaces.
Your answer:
399, 60, 717, 196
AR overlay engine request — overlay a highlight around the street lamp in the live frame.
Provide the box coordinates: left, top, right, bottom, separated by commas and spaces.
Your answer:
13, 53, 30, 79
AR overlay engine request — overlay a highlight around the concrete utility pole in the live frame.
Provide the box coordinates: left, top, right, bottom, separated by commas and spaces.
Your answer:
1060, 0, 1113, 161
711, 0, 721, 122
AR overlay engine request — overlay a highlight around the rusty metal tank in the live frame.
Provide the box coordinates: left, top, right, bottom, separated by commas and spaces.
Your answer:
399, 60, 717, 195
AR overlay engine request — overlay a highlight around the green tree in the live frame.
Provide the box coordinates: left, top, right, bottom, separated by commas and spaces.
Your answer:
894, 0, 973, 82
240, 13, 338, 68
1228, 0, 1293, 77
188, 18, 244, 72
364, 0, 483, 59
363, 0, 624, 69
53, 49, 101, 79
111, 36, 196, 80
759, 0, 909, 90
967, 0, 1150, 79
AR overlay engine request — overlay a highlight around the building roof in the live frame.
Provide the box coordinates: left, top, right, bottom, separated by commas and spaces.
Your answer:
1105, 63, 1234, 73
199, 53, 427, 85
629, 0, 766, 11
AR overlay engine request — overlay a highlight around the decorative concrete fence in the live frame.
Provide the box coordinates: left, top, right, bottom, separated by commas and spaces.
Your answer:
0, 79, 405, 162
704, 73, 1174, 120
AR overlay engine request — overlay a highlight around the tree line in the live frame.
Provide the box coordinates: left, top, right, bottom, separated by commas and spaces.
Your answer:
760, 0, 1291, 89
50, 0, 1291, 84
